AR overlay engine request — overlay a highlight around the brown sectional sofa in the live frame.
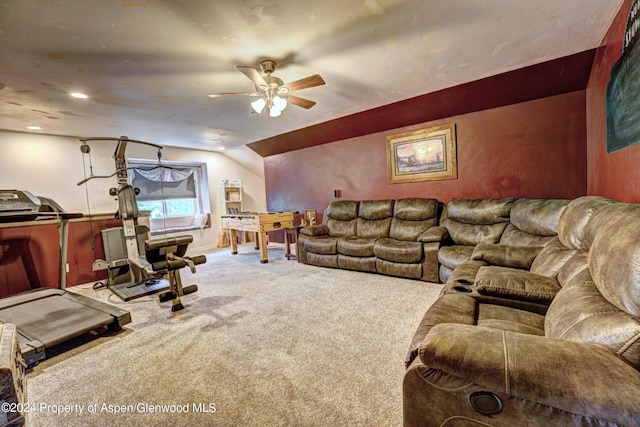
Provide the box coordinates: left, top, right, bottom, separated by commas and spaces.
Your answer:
436, 197, 570, 283
298, 197, 570, 285
298, 195, 640, 424
297, 198, 442, 282
403, 196, 640, 426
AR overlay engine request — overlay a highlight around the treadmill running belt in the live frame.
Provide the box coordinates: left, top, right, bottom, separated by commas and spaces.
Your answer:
0, 295, 113, 348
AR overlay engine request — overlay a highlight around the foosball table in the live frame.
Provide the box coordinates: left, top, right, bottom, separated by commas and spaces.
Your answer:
222, 212, 294, 263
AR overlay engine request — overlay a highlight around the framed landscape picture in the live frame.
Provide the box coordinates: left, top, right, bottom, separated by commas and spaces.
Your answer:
386, 123, 457, 183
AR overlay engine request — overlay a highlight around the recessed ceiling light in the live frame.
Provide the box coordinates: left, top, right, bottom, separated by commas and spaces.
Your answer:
70, 92, 88, 99
217, 146, 225, 151
27, 125, 42, 130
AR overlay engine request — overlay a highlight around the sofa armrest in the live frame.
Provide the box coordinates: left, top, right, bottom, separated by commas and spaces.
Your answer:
420, 323, 640, 421
418, 226, 449, 243
299, 224, 329, 236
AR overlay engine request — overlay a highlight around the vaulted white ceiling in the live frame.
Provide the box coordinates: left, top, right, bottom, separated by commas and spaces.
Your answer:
0, 0, 623, 152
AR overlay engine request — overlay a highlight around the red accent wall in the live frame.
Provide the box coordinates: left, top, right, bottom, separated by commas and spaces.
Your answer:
0, 217, 121, 297
265, 91, 587, 213
67, 218, 122, 286
587, 0, 640, 202
0, 223, 60, 296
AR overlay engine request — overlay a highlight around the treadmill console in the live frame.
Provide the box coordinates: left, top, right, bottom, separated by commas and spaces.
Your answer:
0, 190, 42, 212
0, 190, 69, 222
0, 190, 64, 213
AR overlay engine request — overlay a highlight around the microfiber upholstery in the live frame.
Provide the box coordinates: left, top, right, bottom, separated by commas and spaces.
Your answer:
298, 198, 441, 282
356, 199, 393, 239
325, 200, 358, 237
304, 236, 338, 255
403, 196, 640, 427
374, 239, 423, 263
471, 243, 542, 270
500, 198, 569, 246
389, 198, 438, 241
438, 198, 515, 282
443, 197, 611, 313
475, 265, 560, 304
557, 195, 616, 250
337, 236, 376, 257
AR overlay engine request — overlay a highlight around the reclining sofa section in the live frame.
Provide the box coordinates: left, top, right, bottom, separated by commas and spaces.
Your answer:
403, 196, 640, 426
297, 198, 441, 282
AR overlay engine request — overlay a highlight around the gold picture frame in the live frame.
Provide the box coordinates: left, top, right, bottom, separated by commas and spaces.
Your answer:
303, 209, 317, 226
386, 123, 457, 183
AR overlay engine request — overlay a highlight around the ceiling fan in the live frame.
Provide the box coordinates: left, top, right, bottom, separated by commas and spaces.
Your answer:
208, 59, 325, 117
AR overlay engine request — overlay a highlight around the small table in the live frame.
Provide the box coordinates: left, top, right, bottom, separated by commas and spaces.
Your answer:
284, 226, 302, 260
223, 212, 294, 263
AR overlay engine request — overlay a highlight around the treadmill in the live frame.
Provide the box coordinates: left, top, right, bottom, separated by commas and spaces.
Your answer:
0, 190, 131, 366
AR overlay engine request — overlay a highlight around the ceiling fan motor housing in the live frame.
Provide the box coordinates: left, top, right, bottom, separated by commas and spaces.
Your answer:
259, 59, 278, 75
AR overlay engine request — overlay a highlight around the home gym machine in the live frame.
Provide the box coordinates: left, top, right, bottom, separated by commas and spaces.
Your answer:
0, 190, 131, 366
78, 136, 206, 311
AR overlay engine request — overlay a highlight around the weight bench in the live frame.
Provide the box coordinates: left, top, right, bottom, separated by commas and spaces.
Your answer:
144, 235, 206, 312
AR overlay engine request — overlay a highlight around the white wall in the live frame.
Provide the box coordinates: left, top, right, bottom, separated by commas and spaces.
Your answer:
0, 130, 266, 254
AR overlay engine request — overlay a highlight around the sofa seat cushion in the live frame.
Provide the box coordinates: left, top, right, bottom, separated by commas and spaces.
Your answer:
374, 238, 423, 263
477, 303, 545, 335
437, 245, 474, 269
304, 236, 338, 255
475, 266, 560, 304
376, 258, 422, 279
337, 236, 377, 257
306, 252, 338, 268
530, 237, 578, 278
338, 254, 377, 272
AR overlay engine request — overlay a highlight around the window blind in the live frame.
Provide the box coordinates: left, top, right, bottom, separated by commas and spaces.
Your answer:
132, 167, 197, 201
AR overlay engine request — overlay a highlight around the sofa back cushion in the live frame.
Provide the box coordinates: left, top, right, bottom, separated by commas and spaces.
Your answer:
586, 203, 640, 317
389, 198, 438, 241
529, 237, 577, 278
545, 277, 640, 370
499, 198, 569, 246
357, 200, 393, 239
545, 202, 640, 369
325, 200, 359, 237
529, 196, 616, 279
443, 198, 515, 245
556, 196, 617, 250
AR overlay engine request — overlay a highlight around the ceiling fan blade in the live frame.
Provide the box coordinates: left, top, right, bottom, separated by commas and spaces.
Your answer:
284, 74, 325, 92
208, 92, 258, 98
237, 66, 267, 87
287, 95, 317, 109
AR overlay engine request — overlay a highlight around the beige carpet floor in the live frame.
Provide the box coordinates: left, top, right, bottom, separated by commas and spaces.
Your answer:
25, 244, 443, 426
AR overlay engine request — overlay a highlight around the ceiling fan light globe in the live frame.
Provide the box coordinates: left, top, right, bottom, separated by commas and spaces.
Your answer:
251, 97, 266, 114
269, 107, 282, 118
273, 96, 287, 111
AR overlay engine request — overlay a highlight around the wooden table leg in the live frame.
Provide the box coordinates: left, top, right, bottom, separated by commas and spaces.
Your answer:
253, 232, 260, 250
230, 228, 238, 255
258, 232, 269, 263
285, 229, 292, 260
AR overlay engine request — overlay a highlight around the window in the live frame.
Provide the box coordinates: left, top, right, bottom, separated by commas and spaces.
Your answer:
137, 198, 197, 218
127, 159, 210, 233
